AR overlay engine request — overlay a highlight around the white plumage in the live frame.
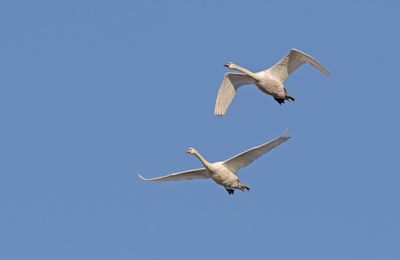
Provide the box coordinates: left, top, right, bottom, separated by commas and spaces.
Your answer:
214, 48, 329, 115
139, 133, 290, 194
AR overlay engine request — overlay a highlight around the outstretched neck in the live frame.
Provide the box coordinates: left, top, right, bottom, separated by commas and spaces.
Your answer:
231, 63, 257, 79
193, 150, 212, 169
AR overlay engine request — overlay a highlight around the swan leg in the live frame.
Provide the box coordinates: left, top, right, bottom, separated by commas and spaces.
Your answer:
225, 188, 235, 195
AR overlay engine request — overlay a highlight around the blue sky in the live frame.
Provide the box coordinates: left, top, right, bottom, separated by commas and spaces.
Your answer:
1, 1, 399, 259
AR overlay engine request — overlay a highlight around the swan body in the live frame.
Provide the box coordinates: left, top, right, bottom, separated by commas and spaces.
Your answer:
139, 133, 290, 194
214, 48, 329, 115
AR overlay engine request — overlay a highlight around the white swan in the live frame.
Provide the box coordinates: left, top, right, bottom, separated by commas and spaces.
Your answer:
139, 133, 290, 194
214, 48, 329, 115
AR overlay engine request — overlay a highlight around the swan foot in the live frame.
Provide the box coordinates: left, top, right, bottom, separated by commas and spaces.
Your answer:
225, 188, 235, 195
274, 97, 285, 105
274, 96, 295, 105
286, 95, 295, 102
238, 182, 250, 192
241, 185, 250, 192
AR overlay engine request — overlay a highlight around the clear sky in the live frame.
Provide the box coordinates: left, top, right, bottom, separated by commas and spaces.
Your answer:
1, 1, 399, 259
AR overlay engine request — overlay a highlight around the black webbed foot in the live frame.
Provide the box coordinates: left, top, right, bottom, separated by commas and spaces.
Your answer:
274, 96, 295, 105
286, 95, 295, 102
274, 97, 285, 105
225, 188, 235, 195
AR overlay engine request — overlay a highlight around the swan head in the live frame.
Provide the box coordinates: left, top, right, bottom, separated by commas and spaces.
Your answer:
186, 147, 196, 154
224, 62, 233, 69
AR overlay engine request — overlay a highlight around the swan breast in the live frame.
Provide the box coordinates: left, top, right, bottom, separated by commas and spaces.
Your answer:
208, 162, 238, 186
256, 71, 285, 97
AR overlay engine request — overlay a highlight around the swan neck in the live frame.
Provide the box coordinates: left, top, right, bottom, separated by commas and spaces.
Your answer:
193, 150, 211, 169
232, 64, 256, 78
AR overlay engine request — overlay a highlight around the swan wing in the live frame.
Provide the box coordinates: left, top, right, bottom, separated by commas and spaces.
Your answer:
214, 73, 255, 116
138, 168, 209, 182
223, 134, 291, 173
268, 49, 329, 82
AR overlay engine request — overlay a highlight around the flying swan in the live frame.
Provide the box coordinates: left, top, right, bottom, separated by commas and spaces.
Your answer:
139, 133, 290, 194
214, 48, 329, 115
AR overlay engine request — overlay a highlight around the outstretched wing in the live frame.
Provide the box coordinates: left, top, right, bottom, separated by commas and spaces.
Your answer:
223, 134, 291, 173
138, 168, 209, 182
214, 73, 255, 116
268, 48, 329, 82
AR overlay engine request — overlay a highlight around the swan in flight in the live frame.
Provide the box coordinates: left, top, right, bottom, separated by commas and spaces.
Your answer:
139, 133, 290, 194
214, 48, 329, 115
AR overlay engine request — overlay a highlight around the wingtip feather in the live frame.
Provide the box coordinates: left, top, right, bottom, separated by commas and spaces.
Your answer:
290, 48, 330, 77
138, 173, 147, 181
282, 128, 292, 138
214, 111, 225, 116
